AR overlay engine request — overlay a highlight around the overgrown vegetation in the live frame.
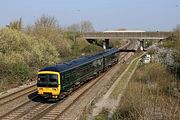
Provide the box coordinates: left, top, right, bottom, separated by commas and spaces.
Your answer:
155, 25, 180, 79
0, 16, 108, 91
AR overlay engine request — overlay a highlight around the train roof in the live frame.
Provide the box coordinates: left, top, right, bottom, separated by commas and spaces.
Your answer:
40, 48, 119, 72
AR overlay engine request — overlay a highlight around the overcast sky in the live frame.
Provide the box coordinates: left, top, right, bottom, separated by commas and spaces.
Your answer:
0, 0, 180, 31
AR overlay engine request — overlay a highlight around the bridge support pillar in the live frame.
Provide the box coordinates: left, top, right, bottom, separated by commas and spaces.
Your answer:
139, 39, 144, 51
103, 39, 109, 49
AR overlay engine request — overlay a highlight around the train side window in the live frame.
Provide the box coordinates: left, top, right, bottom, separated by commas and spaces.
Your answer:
63, 72, 68, 83
61, 75, 64, 85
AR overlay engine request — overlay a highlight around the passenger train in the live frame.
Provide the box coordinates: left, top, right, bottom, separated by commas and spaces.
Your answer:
37, 48, 119, 99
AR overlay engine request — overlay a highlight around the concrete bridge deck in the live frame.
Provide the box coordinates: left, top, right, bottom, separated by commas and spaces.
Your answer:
82, 31, 173, 40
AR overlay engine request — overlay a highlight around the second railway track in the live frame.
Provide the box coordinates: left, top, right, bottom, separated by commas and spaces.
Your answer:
0, 84, 36, 106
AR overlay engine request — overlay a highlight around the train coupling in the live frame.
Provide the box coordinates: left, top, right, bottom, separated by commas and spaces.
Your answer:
42, 93, 52, 99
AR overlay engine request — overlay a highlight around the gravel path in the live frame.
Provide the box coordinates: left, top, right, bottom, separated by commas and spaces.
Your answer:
91, 56, 142, 118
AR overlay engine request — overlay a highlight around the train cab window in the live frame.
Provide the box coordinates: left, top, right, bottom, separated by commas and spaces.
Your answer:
49, 74, 58, 83
37, 74, 48, 87
38, 74, 48, 82
48, 74, 58, 87
37, 74, 58, 87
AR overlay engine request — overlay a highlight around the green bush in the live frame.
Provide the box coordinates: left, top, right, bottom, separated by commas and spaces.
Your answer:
11, 62, 32, 82
0, 28, 60, 87
0, 28, 59, 67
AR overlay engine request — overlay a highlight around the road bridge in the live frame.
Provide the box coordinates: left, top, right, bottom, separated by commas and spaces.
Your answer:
82, 31, 173, 40
82, 31, 174, 50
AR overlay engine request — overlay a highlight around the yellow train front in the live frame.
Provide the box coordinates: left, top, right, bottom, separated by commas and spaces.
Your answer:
37, 48, 119, 99
37, 71, 61, 99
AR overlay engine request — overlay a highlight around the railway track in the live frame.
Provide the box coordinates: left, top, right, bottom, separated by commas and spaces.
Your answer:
0, 83, 36, 106
0, 94, 40, 120
0, 83, 38, 119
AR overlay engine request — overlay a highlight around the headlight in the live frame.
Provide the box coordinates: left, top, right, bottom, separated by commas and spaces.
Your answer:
38, 88, 43, 90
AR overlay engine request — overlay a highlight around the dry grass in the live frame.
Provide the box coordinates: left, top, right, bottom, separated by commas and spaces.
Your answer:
111, 63, 179, 120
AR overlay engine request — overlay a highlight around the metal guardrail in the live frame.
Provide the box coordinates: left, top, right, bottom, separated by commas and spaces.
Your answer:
82, 32, 173, 40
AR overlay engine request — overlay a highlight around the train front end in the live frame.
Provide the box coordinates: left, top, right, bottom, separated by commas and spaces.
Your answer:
37, 71, 61, 99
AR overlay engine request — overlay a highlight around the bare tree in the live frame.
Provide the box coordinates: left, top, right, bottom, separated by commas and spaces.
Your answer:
30, 15, 61, 38
34, 15, 59, 29
7, 17, 23, 31
67, 23, 80, 33
81, 21, 95, 33
66, 20, 95, 33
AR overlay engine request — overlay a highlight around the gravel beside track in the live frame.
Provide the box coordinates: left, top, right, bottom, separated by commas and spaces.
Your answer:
0, 86, 36, 106
0, 82, 36, 97
0, 97, 40, 120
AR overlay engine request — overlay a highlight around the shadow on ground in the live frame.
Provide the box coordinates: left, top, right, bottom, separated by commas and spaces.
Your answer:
28, 91, 62, 104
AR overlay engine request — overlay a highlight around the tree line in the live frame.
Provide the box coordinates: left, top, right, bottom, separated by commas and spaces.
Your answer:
0, 15, 101, 91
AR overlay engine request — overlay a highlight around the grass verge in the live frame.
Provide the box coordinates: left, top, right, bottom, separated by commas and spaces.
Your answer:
110, 55, 142, 99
